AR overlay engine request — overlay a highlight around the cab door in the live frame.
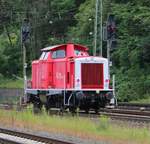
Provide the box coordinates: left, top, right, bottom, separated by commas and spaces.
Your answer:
48, 62, 53, 87
51, 49, 66, 89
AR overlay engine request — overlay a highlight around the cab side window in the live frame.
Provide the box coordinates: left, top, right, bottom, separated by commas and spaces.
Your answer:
52, 51, 57, 59
52, 50, 66, 59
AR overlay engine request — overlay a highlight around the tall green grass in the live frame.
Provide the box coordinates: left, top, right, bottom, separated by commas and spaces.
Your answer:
0, 78, 23, 88
0, 109, 149, 143
131, 95, 150, 103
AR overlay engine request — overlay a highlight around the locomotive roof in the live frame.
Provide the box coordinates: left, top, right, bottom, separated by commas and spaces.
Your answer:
41, 45, 64, 51
41, 43, 88, 51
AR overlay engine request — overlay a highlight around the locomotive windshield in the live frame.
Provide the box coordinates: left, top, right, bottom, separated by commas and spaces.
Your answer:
39, 52, 46, 60
74, 49, 88, 56
39, 52, 49, 60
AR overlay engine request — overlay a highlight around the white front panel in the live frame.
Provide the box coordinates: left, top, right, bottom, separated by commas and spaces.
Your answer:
75, 57, 109, 90
75, 60, 81, 90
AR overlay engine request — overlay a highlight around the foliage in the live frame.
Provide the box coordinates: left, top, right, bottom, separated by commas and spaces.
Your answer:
67, 0, 95, 53
0, 0, 150, 101
0, 78, 23, 88
110, 1, 150, 101
68, 0, 150, 101
0, 0, 81, 77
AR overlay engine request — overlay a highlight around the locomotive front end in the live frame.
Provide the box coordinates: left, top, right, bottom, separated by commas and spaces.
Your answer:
74, 57, 110, 90
73, 56, 113, 111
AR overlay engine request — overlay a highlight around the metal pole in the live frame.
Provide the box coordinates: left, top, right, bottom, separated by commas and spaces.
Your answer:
112, 74, 117, 106
107, 40, 110, 63
63, 75, 66, 106
107, 39, 111, 79
94, 0, 98, 56
23, 44, 27, 103
21, 22, 27, 105
100, 0, 103, 56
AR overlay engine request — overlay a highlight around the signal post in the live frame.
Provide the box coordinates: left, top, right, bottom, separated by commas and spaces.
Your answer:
106, 14, 117, 106
21, 18, 30, 104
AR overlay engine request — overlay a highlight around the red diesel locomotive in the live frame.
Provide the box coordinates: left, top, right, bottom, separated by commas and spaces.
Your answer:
27, 43, 113, 113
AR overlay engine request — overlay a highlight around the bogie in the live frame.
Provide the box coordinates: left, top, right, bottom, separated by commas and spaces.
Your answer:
28, 90, 112, 114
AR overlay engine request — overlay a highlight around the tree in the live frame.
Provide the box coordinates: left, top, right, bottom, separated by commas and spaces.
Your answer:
68, 0, 150, 101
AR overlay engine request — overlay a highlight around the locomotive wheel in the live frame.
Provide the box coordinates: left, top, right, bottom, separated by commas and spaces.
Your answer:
94, 108, 100, 114
84, 108, 89, 114
69, 106, 76, 114
33, 102, 42, 114
101, 100, 107, 108
59, 106, 65, 115
44, 103, 50, 114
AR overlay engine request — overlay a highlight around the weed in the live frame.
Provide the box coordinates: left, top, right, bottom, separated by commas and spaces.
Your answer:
98, 115, 110, 130
0, 109, 149, 144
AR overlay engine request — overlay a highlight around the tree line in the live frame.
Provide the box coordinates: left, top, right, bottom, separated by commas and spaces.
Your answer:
0, 0, 150, 101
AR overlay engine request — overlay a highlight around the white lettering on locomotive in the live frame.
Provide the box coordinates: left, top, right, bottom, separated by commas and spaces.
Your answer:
56, 72, 63, 80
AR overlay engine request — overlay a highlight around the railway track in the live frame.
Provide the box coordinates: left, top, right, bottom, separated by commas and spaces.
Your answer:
76, 108, 150, 123
48, 108, 150, 123
0, 127, 75, 144
117, 102, 150, 111
0, 103, 150, 123
1, 102, 150, 111
99, 108, 150, 122
101, 103, 150, 122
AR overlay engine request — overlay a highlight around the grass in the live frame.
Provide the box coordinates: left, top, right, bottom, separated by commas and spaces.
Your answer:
0, 78, 23, 88
0, 96, 19, 104
130, 94, 150, 103
0, 109, 150, 144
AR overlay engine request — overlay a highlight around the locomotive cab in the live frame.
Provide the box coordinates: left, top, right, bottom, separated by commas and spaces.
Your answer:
27, 43, 113, 113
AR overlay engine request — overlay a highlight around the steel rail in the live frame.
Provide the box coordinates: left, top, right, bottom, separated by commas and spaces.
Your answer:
53, 107, 150, 123
75, 108, 150, 123
101, 108, 150, 116
117, 102, 150, 111
118, 102, 150, 107
99, 112, 150, 123
0, 127, 75, 144
0, 137, 19, 144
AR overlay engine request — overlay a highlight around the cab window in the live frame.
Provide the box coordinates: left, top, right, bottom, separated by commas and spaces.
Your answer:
43, 52, 49, 60
39, 52, 46, 60
75, 50, 80, 56
52, 50, 66, 59
74, 49, 88, 56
